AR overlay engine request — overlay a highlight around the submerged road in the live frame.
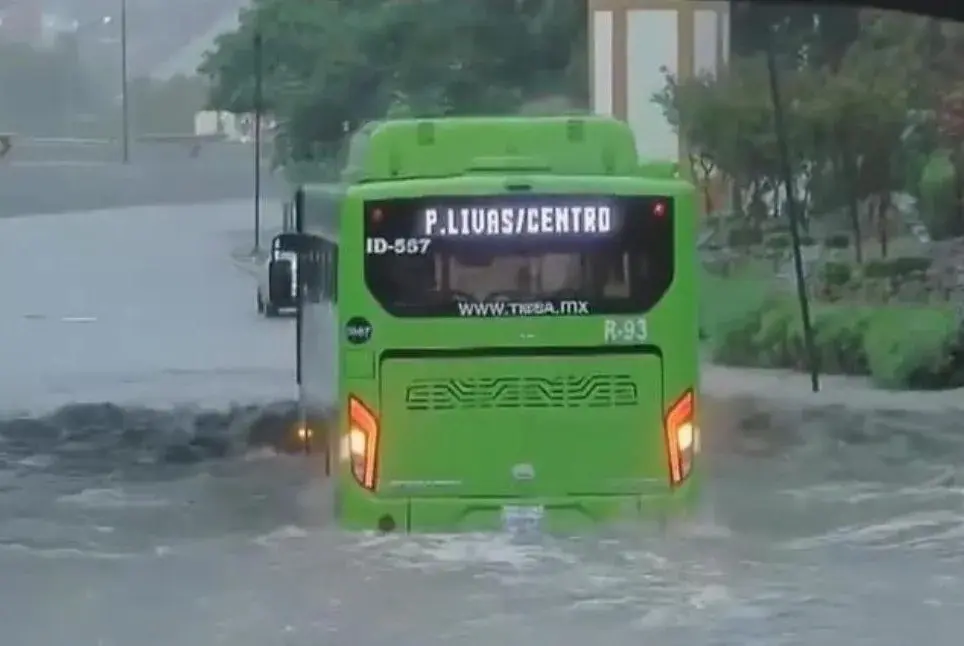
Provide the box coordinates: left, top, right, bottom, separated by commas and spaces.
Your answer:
0, 201, 293, 411
0, 201, 963, 645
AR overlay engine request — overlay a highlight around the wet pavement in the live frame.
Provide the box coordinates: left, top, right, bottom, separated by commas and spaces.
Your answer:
0, 200, 292, 412
1, 201, 963, 646
0, 140, 280, 217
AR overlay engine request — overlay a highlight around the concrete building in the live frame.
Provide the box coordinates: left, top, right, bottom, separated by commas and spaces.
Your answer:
588, 0, 729, 163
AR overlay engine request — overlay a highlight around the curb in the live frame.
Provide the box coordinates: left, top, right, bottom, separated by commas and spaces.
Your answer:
230, 251, 263, 278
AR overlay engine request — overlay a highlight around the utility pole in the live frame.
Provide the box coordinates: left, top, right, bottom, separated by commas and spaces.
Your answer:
119, 0, 130, 163
253, 31, 264, 253
765, 26, 819, 392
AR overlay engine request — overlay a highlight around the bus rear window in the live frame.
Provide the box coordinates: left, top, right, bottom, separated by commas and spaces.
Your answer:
363, 195, 674, 317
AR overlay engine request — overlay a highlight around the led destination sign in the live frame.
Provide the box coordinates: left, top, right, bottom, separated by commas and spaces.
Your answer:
422, 203, 615, 238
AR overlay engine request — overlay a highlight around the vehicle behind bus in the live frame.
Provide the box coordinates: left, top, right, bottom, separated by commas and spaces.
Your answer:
291, 117, 700, 533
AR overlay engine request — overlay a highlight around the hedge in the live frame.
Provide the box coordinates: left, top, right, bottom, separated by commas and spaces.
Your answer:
706, 285, 964, 390
699, 267, 773, 342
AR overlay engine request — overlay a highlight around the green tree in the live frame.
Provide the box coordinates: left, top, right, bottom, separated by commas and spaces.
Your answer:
803, 12, 926, 259
730, 3, 860, 70
662, 12, 923, 257
653, 55, 819, 227
198, 0, 586, 168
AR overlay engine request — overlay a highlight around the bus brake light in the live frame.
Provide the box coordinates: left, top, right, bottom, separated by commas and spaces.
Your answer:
346, 395, 380, 490
664, 389, 697, 487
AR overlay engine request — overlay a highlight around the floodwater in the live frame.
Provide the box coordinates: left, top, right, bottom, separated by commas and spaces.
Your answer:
1, 201, 963, 646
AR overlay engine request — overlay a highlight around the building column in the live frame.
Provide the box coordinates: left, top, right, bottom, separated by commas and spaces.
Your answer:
588, 0, 729, 163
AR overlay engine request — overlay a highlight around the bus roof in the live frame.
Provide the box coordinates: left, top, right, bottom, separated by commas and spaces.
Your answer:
342, 116, 642, 182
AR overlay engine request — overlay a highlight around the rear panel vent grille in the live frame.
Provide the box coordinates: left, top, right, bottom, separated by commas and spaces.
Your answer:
404, 375, 638, 411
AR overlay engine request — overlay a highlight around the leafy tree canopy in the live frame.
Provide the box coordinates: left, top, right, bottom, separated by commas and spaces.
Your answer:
656, 9, 958, 252
730, 2, 861, 69
198, 0, 587, 165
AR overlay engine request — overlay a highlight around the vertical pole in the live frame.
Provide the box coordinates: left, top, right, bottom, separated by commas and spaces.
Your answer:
64, 33, 75, 136
765, 26, 819, 392
120, 0, 130, 163
253, 31, 264, 254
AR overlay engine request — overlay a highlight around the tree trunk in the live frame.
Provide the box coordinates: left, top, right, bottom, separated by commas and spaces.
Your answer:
747, 181, 766, 232
693, 155, 717, 216
954, 149, 964, 235
702, 179, 714, 217
842, 151, 863, 264
848, 197, 863, 264
731, 181, 744, 218
877, 193, 890, 259
800, 168, 811, 234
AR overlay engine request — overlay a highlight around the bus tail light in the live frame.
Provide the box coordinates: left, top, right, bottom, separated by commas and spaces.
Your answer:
664, 389, 697, 487
345, 395, 380, 490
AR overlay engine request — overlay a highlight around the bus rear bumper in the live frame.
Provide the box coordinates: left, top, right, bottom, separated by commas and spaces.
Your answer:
338, 478, 700, 533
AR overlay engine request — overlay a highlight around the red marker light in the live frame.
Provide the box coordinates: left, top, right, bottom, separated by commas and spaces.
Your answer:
371, 208, 383, 222
653, 201, 666, 217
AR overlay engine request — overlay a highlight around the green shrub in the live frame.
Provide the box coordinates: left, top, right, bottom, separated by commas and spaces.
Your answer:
889, 256, 932, 276
864, 256, 932, 280
761, 220, 788, 234
709, 292, 810, 370
706, 277, 964, 388
764, 234, 790, 250
727, 227, 764, 247
711, 301, 768, 366
811, 306, 872, 374
714, 299, 871, 375
864, 306, 964, 389
820, 261, 852, 287
813, 261, 855, 302
750, 299, 798, 367
863, 259, 889, 279
903, 144, 931, 198
699, 268, 772, 342
918, 151, 963, 240
824, 233, 850, 249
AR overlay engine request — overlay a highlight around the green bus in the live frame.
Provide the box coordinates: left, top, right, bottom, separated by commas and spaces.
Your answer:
274, 116, 700, 533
